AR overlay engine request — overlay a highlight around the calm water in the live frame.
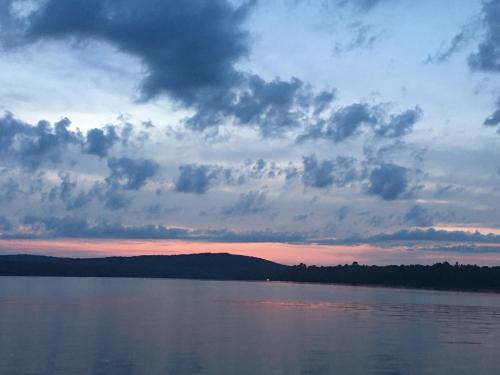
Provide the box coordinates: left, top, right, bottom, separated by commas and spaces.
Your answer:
1, 277, 500, 374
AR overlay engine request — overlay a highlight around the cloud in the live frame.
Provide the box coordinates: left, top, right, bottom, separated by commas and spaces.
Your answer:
468, 0, 500, 73
0, 111, 81, 169
459, 1, 500, 129
99, 186, 131, 210
186, 74, 336, 137
302, 154, 358, 188
222, 190, 269, 215
484, 106, 500, 129
353, 228, 500, 244
373, 107, 423, 138
45, 157, 160, 211
0, 177, 21, 203
106, 157, 159, 190
335, 0, 386, 12
2, 0, 255, 103
48, 173, 94, 210
83, 126, 119, 158
0, 111, 150, 170
174, 164, 232, 194
403, 205, 433, 227
0, 1, 342, 136
293, 212, 313, 222
297, 104, 423, 143
16, 215, 308, 242
367, 163, 409, 200
0, 216, 12, 231
334, 22, 386, 55
425, 30, 470, 64
9, 214, 500, 249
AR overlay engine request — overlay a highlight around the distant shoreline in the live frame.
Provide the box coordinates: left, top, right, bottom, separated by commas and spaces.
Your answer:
1, 252, 500, 294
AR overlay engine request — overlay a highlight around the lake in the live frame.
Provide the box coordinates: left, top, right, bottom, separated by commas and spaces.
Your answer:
1, 277, 499, 374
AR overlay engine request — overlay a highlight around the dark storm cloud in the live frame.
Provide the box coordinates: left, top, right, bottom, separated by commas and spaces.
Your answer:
367, 163, 409, 200
174, 164, 233, 194
297, 104, 423, 143
83, 126, 119, 158
222, 190, 269, 215
302, 154, 358, 188
106, 157, 159, 190
0, 112, 82, 169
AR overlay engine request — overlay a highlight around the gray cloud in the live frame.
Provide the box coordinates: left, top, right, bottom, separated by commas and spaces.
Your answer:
374, 107, 423, 138
48, 173, 94, 210
0, 112, 81, 169
334, 22, 386, 55
468, 0, 500, 73
484, 105, 500, 129
222, 190, 269, 215
367, 163, 409, 200
99, 186, 131, 210
403, 205, 433, 227
457, 1, 500, 129
0, 216, 12, 231
107, 157, 159, 190
335, 0, 386, 11
0, 1, 342, 136
302, 154, 358, 188
186, 75, 336, 137
3, 0, 255, 104
0, 111, 150, 170
297, 104, 422, 143
346, 228, 500, 244
425, 31, 469, 64
44, 157, 159, 211
16, 215, 308, 243
0, 177, 21, 203
13, 216, 500, 250
83, 126, 119, 158
174, 164, 232, 194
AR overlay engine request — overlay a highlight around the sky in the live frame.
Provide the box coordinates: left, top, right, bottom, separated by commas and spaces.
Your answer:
2, 0, 500, 264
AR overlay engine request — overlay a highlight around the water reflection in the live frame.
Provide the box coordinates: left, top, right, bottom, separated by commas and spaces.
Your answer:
0, 277, 499, 374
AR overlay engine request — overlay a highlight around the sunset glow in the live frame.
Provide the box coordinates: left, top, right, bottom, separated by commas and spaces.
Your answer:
2, 239, 500, 266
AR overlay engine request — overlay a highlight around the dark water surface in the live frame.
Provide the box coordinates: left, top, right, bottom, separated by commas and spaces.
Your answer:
1, 277, 500, 374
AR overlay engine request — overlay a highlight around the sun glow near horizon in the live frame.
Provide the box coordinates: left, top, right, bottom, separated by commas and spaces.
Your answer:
2, 239, 500, 266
